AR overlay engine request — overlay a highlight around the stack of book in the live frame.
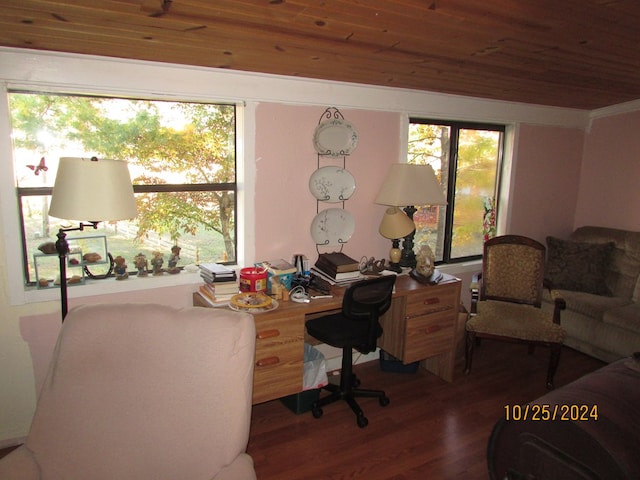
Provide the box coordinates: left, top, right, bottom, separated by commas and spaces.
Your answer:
198, 281, 239, 306
198, 263, 238, 306
199, 262, 237, 283
311, 252, 364, 285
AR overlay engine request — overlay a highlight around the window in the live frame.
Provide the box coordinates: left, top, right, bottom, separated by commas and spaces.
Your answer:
408, 119, 503, 263
10, 92, 237, 285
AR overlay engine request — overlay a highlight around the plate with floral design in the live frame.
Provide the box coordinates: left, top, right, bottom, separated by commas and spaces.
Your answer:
313, 119, 358, 157
309, 166, 356, 202
310, 208, 355, 246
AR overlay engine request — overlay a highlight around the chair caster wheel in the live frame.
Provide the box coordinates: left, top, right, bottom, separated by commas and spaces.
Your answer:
379, 396, 390, 407
356, 414, 369, 428
312, 407, 323, 419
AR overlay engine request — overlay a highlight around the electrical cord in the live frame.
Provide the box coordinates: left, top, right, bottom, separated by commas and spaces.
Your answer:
290, 285, 310, 303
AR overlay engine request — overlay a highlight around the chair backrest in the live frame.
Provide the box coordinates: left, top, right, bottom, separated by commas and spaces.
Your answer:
482, 235, 545, 307
22, 303, 256, 480
342, 275, 396, 352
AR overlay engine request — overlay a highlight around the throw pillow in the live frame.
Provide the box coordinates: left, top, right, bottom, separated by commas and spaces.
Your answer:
545, 236, 614, 295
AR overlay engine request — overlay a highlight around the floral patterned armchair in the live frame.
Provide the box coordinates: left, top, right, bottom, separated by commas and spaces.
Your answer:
464, 235, 566, 389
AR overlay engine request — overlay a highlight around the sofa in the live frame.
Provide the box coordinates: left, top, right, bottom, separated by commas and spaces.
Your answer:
488, 355, 640, 479
541, 226, 640, 363
0, 303, 257, 480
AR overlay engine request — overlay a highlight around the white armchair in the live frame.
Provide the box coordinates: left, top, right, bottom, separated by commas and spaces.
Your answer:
0, 303, 257, 480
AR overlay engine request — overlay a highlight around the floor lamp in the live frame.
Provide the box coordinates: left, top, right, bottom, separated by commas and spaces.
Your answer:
375, 163, 446, 268
49, 157, 137, 321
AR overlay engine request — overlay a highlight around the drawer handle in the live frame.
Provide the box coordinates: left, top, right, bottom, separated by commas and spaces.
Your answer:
425, 325, 442, 334
423, 297, 441, 305
256, 356, 280, 367
256, 329, 280, 339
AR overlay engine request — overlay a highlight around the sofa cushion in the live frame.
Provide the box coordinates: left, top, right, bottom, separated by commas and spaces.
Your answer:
603, 304, 640, 335
546, 236, 614, 295
571, 226, 640, 300
546, 289, 632, 320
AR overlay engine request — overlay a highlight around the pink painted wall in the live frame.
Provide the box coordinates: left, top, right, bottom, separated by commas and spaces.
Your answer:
574, 110, 640, 231
254, 104, 399, 265
508, 124, 584, 244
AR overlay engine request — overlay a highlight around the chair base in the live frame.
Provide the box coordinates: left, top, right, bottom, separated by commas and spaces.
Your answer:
311, 373, 389, 428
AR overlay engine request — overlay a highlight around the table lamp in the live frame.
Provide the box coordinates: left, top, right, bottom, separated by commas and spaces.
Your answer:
375, 163, 446, 268
49, 157, 137, 321
378, 206, 416, 272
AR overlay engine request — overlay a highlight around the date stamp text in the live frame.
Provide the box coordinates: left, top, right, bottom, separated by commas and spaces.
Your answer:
504, 404, 598, 421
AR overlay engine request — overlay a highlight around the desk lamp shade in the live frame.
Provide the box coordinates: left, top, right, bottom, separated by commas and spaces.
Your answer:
379, 206, 415, 240
379, 206, 415, 271
49, 157, 137, 222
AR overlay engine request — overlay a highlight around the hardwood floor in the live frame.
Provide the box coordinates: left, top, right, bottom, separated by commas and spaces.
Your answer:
0, 342, 604, 479
247, 342, 604, 480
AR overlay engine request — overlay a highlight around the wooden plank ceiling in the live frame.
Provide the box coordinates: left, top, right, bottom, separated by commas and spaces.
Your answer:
0, 0, 639, 110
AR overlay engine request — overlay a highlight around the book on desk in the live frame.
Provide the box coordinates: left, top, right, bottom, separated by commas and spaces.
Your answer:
313, 252, 364, 285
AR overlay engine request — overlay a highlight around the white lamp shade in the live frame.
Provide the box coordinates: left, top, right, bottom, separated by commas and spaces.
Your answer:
379, 207, 415, 240
375, 163, 446, 206
49, 157, 137, 222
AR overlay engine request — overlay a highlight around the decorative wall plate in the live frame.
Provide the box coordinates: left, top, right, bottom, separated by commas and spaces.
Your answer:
309, 166, 356, 202
313, 119, 358, 157
310, 208, 355, 246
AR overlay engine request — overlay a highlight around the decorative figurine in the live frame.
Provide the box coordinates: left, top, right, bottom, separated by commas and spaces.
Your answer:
410, 244, 442, 284
113, 255, 129, 280
359, 256, 386, 275
167, 245, 181, 274
151, 251, 164, 276
134, 253, 148, 277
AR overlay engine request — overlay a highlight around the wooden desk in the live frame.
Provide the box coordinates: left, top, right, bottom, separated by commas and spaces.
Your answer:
193, 274, 461, 404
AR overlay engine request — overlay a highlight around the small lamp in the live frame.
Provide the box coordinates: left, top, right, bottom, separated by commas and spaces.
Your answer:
378, 206, 416, 272
375, 163, 446, 268
49, 157, 137, 321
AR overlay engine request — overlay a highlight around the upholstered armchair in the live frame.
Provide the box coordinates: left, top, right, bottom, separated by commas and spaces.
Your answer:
465, 235, 566, 389
0, 303, 257, 480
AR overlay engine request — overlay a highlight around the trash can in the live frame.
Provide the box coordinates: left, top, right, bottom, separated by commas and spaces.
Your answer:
280, 344, 328, 414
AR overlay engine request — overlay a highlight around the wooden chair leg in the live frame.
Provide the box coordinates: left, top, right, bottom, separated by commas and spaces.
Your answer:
464, 330, 476, 375
546, 343, 562, 390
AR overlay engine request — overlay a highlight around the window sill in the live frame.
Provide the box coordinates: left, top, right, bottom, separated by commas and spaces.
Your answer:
22, 265, 225, 305
437, 259, 482, 276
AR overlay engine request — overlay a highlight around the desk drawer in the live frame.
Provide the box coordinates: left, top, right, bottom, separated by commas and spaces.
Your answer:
252, 314, 304, 404
405, 289, 457, 317
403, 310, 455, 363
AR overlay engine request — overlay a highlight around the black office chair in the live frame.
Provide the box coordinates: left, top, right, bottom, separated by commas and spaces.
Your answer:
305, 275, 396, 428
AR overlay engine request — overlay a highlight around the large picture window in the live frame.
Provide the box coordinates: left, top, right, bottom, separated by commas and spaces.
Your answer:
408, 119, 503, 263
10, 92, 237, 285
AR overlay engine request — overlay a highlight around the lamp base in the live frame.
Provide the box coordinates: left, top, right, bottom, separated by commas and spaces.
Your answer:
387, 261, 402, 273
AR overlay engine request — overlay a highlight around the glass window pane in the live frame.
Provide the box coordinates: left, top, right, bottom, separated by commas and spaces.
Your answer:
408, 123, 450, 262
450, 129, 500, 258
21, 191, 234, 284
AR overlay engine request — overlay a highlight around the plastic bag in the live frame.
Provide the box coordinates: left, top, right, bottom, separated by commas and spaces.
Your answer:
303, 343, 328, 390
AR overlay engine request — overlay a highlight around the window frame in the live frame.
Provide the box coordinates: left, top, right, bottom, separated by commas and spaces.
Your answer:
409, 117, 505, 265
11, 91, 239, 286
